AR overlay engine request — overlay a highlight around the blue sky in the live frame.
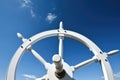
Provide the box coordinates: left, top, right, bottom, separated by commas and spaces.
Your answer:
0, 0, 120, 80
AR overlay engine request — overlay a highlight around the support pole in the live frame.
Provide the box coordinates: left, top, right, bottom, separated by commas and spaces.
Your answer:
52, 54, 65, 78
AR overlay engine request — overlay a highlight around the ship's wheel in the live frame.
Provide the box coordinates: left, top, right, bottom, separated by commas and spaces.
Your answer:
6, 21, 120, 80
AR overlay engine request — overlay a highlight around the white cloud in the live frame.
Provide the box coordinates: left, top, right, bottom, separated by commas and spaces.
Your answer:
22, 74, 37, 80
114, 72, 120, 79
30, 9, 36, 18
21, 0, 32, 8
22, 74, 46, 80
20, 0, 57, 20
46, 13, 57, 23
20, 0, 36, 18
101, 72, 120, 80
36, 75, 46, 80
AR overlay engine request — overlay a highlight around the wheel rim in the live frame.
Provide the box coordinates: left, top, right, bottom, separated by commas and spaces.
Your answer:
6, 24, 114, 80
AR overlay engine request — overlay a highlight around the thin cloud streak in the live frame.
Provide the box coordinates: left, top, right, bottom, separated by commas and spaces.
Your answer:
22, 74, 46, 80
22, 74, 37, 80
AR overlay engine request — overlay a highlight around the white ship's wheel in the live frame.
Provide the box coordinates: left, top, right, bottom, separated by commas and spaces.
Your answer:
6, 21, 120, 80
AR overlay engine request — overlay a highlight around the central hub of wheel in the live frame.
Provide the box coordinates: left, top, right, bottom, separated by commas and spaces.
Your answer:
52, 54, 65, 78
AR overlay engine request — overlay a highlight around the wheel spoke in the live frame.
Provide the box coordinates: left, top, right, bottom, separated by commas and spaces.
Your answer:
107, 49, 120, 56
58, 21, 64, 58
17, 32, 48, 69
58, 36, 64, 57
30, 49, 48, 69
73, 56, 97, 71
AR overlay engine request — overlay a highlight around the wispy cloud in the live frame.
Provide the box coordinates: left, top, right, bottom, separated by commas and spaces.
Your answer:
20, 0, 36, 18
30, 9, 36, 18
114, 72, 120, 79
101, 72, 120, 80
22, 74, 37, 80
20, 0, 32, 8
46, 13, 57, 23
20, 0, 57, 21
